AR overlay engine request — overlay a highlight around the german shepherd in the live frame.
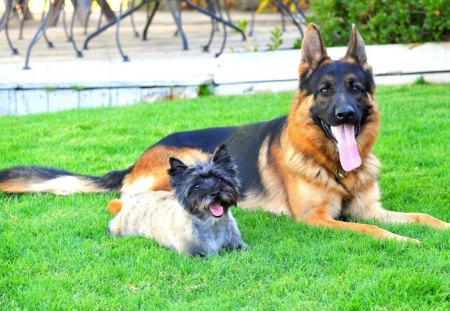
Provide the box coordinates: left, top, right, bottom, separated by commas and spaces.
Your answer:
1, 24, 448, 243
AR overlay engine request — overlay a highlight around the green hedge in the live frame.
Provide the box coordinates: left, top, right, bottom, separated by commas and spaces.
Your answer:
308, 0, 449, 46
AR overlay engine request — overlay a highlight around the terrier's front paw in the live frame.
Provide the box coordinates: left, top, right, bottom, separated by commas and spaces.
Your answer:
238, 242, 251, 251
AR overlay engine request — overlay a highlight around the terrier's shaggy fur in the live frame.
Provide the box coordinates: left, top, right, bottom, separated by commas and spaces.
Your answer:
108, 145, 249, 257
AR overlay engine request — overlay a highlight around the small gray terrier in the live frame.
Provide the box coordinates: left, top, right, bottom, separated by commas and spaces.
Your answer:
108, 145, 249, 257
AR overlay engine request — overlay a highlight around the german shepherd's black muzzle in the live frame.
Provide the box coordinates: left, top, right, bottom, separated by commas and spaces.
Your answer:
308, 61, 372, 171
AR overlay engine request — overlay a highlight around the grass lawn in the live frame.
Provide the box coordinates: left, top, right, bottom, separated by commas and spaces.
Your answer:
0, 84, 449, 310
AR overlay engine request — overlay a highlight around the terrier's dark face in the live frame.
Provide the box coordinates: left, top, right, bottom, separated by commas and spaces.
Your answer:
167, 145, 240, 221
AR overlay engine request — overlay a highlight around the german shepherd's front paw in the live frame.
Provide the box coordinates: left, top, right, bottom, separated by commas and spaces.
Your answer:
441, 222, 450, 230
408, 238, 421, 245
394, 234, 421, 245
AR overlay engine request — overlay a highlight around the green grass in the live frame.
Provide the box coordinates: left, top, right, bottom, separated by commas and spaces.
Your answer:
1, 85, 449, 310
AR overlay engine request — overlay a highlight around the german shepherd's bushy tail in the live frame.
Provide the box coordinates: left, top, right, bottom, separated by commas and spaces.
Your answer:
0, 166, 132, 195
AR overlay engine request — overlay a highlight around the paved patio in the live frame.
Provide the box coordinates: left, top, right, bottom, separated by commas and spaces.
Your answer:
0, 9, 303, 115
0, 9, 301, 81
0, 8, 449, 115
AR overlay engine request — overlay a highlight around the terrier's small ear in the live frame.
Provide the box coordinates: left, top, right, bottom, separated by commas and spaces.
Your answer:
167, 157, 188, 176
299, 23, 329, 70
212, 144, 232, 164
345, 24, 367, 66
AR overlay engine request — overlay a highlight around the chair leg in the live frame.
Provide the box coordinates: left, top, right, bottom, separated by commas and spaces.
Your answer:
23, 0, 53, 69
214, 0, 227, 57
69, 0, 83, 57
129, 0, 140, 38
41, 0, 59, 48
5, 20, 19, 55
202, 0, 216, 52
167, 0, 188, 50
276, 0, 304, 37
183, 0, 246, 41
249, 0, 255, 36
142, 0, 160, 41
19, 0, 30, 40
2, 0, 19, 54
116, 0, 129, 62
83, 0, 145, 50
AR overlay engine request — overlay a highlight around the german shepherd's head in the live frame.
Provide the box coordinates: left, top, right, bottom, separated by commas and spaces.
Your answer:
289, 24, 379, 173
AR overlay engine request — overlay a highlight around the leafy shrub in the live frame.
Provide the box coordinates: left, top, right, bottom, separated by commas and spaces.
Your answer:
267, 27, 284, 50
308, 0, 449, 46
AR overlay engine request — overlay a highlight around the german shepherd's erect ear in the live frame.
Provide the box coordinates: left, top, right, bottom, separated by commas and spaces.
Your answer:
299, 24, 330, 80
344, 25, 367, 66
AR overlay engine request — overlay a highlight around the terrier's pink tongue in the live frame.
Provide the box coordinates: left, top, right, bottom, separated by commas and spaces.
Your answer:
330, 124, 361, 172
209, 203, 224, 217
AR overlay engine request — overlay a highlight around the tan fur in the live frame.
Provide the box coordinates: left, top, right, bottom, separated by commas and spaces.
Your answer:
108, 191, 197, 254
239, 85, 448, 243
3, 23, 445, 243
115, 24, 448, 243
0, 181, 28, 193
0, 176, 104, 195
107, 199, 123, 215
233, 25, 449, 242
110, 147, 209, 211
108, 191, 246, 256
121, 146, 208, 195
238, 138, 290, 216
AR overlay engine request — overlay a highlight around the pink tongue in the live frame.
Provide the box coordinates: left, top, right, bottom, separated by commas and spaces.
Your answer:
209, 203, 224, 217
330, 125, 361, 172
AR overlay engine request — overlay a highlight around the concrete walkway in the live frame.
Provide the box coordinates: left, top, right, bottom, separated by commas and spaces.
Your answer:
214, 42, 450, 95
0, 10, 449, 115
